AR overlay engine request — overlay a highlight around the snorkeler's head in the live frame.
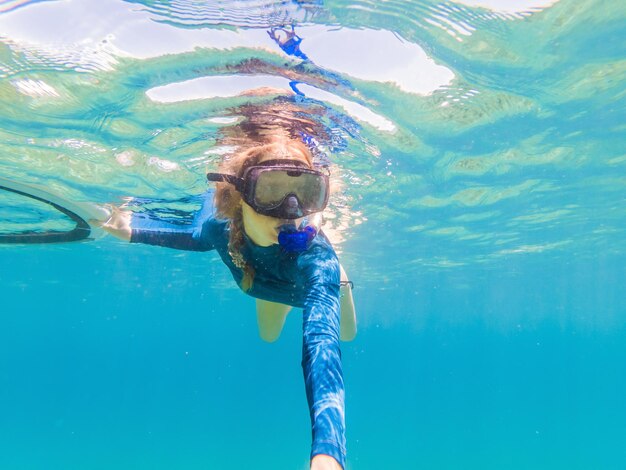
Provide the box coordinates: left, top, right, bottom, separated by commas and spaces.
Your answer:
211, 139, 327, 249
214, 139, 316, 218
208, 158, 329, 219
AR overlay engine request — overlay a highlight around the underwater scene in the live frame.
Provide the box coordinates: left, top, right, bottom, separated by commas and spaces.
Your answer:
1, 0, 625, 468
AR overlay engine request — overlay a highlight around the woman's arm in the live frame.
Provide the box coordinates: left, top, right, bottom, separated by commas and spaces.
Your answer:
101, 192, 218, 251
301, 254, 346, 469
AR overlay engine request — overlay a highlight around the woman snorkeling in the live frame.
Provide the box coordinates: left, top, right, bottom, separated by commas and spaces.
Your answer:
0, 94, 357, 468
101, 134, 356, 470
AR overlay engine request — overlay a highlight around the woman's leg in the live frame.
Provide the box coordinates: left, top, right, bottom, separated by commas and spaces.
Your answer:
256, 299, 292, 342
339, 264, 357, 341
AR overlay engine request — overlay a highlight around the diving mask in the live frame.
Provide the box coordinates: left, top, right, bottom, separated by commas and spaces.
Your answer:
207, 159, 329, 220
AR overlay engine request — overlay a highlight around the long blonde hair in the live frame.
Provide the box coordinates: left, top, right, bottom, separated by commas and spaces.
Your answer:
214, 139, 314, 291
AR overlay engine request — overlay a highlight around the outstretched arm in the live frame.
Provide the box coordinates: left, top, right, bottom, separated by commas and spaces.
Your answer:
302, 256, 346, 469
101, 192, 218, 252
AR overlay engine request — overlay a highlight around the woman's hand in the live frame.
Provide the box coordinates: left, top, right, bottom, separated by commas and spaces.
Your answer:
311, 454, 342, 470
98, 203, 132, 241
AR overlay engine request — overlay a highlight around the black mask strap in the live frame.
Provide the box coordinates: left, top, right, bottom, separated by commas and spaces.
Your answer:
206, 173, 244, 191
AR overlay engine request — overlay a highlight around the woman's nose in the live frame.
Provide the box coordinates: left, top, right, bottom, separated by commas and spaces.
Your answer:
284, 195, 302, 218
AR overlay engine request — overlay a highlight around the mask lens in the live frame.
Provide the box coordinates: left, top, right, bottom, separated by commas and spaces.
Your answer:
253, 169, 327, 211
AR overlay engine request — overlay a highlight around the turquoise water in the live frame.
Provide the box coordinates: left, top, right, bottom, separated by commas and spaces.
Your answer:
1, 0, 625, 468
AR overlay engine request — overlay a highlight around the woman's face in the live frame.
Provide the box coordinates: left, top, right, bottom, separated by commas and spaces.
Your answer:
241, 147, 310, 247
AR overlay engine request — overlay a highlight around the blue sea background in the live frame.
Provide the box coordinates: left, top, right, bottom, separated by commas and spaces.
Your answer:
1, 0, 625, 469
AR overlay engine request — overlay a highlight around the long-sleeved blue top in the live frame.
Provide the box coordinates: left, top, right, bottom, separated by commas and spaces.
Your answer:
129, 190, 346, 468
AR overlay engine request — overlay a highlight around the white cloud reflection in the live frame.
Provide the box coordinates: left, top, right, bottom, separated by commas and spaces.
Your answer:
0, 0, 453, 96
146, 75, 291, 102
451, 0, 561, 14
146, 75, 396, 132
297, 26, 454, 95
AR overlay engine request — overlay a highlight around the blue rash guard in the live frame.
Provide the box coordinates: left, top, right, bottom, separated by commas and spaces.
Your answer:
129, 190, 347, 468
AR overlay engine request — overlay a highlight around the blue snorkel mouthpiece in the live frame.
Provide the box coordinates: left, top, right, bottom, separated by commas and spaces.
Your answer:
278, 223, 317, 253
